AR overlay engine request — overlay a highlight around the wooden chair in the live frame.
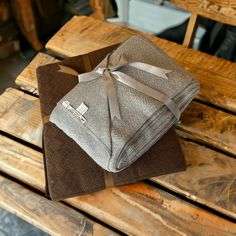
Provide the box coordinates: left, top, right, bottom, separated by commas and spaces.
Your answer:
171, 0, 236, 47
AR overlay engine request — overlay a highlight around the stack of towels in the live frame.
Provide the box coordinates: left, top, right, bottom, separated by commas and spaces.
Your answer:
37, 35, 199, 200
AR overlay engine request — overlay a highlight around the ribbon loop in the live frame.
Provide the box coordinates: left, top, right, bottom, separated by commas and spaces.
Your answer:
59, 54, 181, 121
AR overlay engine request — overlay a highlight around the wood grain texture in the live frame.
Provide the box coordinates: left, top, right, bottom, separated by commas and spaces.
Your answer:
3, 14, 235, 236
45, 16, 236, 113
176, 101, 236, 156
0, 89, 236, 219
0, 175, 118, 236
45, 16, 137, 57
1, 132, 235, 220
69, 183, 236, 236
171, 0, 236, 26
0, 135, 44, 192
1, 88, 235, 156
152, 139, 236, 219
15, 53, 59, 95
0, 88, 42, 147
0, 136, 235, 235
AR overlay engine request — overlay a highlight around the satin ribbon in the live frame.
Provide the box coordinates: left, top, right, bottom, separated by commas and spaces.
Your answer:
58, 54, 181, 120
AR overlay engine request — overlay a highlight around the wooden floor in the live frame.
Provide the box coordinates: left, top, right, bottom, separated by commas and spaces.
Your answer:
0, 16, 236, 235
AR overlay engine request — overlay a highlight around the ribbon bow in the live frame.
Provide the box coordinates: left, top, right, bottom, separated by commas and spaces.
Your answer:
59, 54, 181, 120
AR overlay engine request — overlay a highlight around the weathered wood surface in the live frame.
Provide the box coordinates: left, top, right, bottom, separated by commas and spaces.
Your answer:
68, 183, 236, 236
0, 135, 44, 191
0, 175, 118, 236
15, 53, 58, 95
0, 136, 235, 235
1, 88, 236, 219
45, 16, 236, 113
171, 0, 236, 26
6, 15, 236, 232
152, 140, 236, 219
0, 88, 42, 147
171, 52, 236, 114
2, 12, 235, 236
1, 88, 235, 157
177, 101, 236, 156
1, 132, 236, 221
45, 16, 137, 57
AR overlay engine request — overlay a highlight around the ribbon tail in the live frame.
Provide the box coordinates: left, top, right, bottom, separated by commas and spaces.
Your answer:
159, 69, 172, 80
58, 65, 79, 76
79, 71, 102, 83
103, 70, 121, 120
128, 62, 172, 80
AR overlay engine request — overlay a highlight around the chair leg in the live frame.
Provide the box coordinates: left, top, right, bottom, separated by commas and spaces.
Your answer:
183, 13, 198, 48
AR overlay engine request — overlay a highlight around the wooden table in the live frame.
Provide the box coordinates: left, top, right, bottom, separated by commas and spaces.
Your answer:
0, 16, 236, 235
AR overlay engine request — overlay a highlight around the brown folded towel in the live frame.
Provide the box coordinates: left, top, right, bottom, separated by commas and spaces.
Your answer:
37, 44, 186, 201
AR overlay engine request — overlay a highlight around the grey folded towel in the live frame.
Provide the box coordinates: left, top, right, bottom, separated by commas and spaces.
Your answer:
50, 35, 200, 172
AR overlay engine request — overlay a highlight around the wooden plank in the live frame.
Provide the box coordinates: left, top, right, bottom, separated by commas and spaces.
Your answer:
1, 88, 235, 156
44, 16, 236, 113
0, 88, 42, 147
172, 55, 236, 114
45, 16, 137, 57
171, 0, 236, 27
0, 175, 119, 236
152, 139, 236, 219
0, 89, 236, 219
0, 134, 44, 192
15, 53, 59, 95
177, 101, 236, 156
0, 136, 236, 235
183, 13, 198, 47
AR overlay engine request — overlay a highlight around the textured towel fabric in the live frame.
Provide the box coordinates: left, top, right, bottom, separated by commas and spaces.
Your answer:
50, 35, 199, 172
37, 43, 186, 200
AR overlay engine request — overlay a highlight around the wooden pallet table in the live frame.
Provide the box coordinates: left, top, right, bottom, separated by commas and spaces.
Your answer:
1, 16, 236, 235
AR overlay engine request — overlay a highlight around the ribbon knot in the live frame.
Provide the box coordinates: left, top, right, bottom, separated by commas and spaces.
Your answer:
59, 54, 181, 121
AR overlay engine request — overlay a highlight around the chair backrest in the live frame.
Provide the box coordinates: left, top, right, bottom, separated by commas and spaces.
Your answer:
171, 0, 236, 47
89, 0, 116, 20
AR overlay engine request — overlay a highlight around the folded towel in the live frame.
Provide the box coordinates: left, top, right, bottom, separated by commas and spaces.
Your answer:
50, 35, 199, 172
37, 44, 186, 200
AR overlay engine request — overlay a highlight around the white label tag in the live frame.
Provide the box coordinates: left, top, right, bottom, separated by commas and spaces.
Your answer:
62, 101, 87, 124
77, 102, 88, 115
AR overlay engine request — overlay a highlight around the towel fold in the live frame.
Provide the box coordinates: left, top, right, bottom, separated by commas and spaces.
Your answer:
50, 35, 199, 172
37, 42, 187, 200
